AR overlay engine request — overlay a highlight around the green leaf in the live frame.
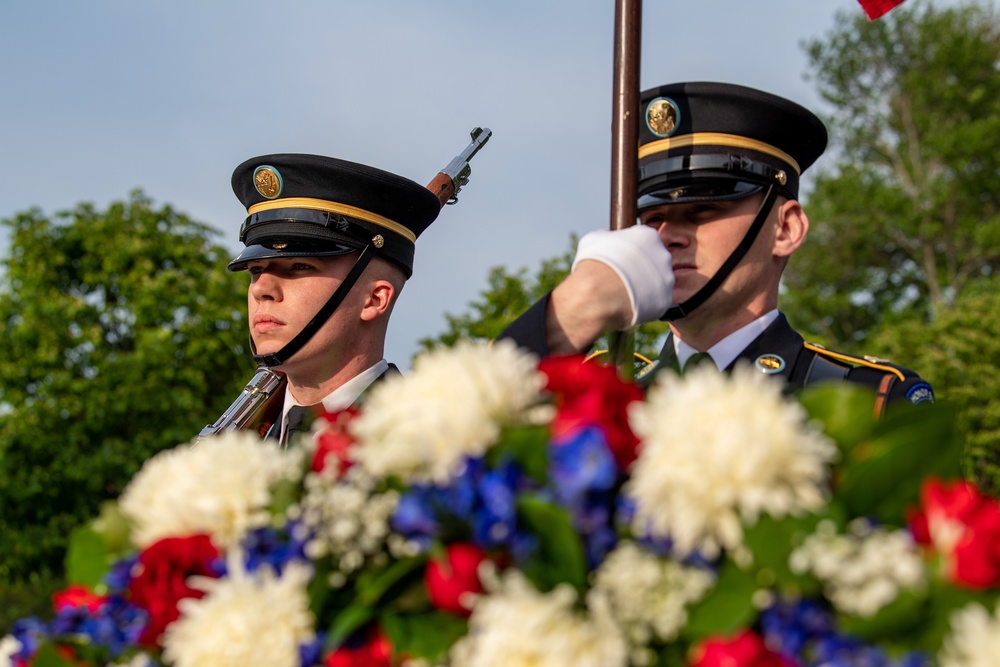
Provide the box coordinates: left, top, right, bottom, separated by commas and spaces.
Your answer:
65, 526, 110, 589
741, 509, 839, 595
356, 555, 427, 606
681, 559, 758, 641
381, 611, 468, 662
839, 588, 927, 642
516, 494, 588, 592
90, 500, 132, 556
837, 402, 962, 524
324, 604, 378, 651
798, 383, 879, 452
268, 478, 303, 516
32, 642, 78, 667
490, 424, 550, 482
906, 581, 1000, 652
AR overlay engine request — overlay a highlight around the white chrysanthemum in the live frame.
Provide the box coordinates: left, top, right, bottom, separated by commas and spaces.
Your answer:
161, 554, 315, 667
626, 362, 837, 558
119, 431, 305, 549
0, 636, 22, 667
350, 339, 544, 483
789, 519, 926, 617
449, 571, 628, 667
591, 541, 714, 656
939, 600, 1000, 667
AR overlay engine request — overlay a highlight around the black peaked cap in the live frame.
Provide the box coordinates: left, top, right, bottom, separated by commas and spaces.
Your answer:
228, 153, 441, 277
638, 82, 828, 205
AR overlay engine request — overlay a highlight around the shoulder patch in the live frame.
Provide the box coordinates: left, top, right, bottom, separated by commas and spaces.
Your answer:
803, 342, 905, 382
907, 382, 935, 405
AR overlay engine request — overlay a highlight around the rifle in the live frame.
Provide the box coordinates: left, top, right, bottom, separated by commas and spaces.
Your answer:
198, 127, 493, 440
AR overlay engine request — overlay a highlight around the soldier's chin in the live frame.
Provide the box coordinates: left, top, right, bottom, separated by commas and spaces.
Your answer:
251, 339, 286, 357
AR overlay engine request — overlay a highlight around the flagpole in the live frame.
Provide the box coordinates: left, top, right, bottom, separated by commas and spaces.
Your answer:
608, 0, 642, 379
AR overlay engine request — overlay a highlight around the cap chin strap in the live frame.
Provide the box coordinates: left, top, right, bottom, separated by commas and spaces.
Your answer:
662, 183, 779, 321
250, 244, 375, 367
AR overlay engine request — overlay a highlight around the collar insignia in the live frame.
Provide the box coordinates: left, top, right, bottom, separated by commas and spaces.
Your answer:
754, 354, 786, 374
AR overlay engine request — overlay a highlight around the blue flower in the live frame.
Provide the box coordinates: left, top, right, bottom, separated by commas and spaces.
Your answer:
46, 595, 147, 660
103, 553, 139, 593
242, 522, 311, 574
548, 426, 618, 505
9, 616, 46, 661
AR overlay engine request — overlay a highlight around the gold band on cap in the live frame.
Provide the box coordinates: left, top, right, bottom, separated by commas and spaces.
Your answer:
639, 132, 801, 175
247, 197, 416, 243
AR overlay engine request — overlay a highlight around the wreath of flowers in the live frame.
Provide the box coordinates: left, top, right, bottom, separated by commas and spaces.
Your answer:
3, 340, 998, 667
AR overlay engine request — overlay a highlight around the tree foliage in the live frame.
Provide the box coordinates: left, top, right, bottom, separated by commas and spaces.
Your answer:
784, 0, 1000, 346
0, 191, 252, 588
869, 277, 1000, 495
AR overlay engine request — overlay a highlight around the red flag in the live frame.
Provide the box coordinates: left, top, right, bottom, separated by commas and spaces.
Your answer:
857, 0, 907, 20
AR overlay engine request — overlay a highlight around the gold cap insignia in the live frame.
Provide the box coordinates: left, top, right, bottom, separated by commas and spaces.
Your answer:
754, 354, 786, 374
271, 241, 288, 250
646, 97, 680, 138
372, 234, 385, 248
253, 165, 283, 199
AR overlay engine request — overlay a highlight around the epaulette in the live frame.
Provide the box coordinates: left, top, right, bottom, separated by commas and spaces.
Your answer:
803, 342, 933, 417
803, 342, 906, 381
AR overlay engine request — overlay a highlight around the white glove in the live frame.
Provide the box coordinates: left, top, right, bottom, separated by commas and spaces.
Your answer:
572, 225, 674, 326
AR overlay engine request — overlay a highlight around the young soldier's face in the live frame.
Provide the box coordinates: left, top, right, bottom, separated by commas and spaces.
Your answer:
639, 193, 780, 313
244, 254, 365, 368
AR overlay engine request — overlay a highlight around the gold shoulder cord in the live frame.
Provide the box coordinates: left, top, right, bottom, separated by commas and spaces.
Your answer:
585, 349, 656, 373
802, 342, 906, 382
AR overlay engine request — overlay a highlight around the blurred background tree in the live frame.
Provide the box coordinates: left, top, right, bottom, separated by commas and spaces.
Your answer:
783, 0, 1000, 344
0, 191, 251, 626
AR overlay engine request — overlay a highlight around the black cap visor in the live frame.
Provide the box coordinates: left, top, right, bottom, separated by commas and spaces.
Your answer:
228, 240, 358, 272
637, 178, 764, 210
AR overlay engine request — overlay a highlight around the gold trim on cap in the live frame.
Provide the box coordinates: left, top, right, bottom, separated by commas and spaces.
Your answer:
247, 197, 417, 243
639, 132, 801, 174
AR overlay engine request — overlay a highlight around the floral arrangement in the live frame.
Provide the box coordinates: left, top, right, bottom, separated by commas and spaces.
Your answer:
3, 339, 999, 667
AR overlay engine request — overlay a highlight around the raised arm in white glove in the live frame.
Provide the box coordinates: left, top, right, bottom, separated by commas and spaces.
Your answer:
546, 225, 674, 354
571, 225, 674, 326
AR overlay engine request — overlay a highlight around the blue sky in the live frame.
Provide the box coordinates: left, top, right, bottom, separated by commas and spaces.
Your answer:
0, 0, 982, 368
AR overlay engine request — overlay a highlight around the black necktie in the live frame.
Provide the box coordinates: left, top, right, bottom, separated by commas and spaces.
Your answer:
283, 405, 314, 444
682, 352, 714, 375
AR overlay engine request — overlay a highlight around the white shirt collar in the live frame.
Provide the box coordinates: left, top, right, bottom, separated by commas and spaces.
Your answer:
674, 310, 779, 371
280, 358, 389, 432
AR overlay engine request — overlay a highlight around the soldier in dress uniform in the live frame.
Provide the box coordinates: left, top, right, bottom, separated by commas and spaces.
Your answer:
500, 81, 933, 416
227, 153, 442, 443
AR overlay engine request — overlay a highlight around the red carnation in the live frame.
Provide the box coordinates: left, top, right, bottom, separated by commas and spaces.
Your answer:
127, 534, 221, 647
53, 584, 107, 613
908, 477, 1000, 589
313, 407, 360, 475
539, 355, 643, 470
424, 542, 488, 616
324, 626, 393, 667
691, 630, 796, 667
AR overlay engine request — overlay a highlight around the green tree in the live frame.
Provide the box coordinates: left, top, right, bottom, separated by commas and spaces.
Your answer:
418, 237, 671, 364
0, 191, 251, 610
869, 277, 1000, 494
784, 0, 1000, 346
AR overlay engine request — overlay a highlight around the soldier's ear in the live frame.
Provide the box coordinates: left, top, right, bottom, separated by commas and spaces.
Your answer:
773, 199, 808, 258
360, 279, 395, 322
